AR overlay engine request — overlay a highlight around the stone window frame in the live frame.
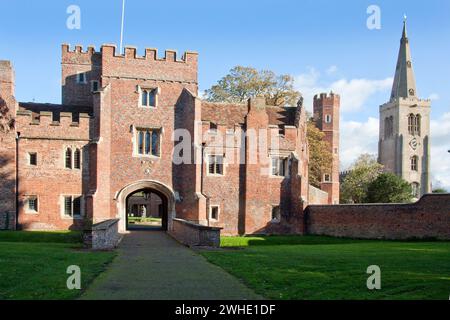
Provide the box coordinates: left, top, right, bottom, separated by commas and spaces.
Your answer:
410, 155, 419, 172
137, 85, 160, 109
25, 195, 39, 215
64, 146, 82, 170
28, 152, 38, 166
60, 195, 84, 220
209, 205, 220, 222
91, 80, 100, 93
325, 114, 332, 124
206, 154, 225, 177
133, 126, 162, 159
408, 113, 421, 137
270, 154, 290, 178
76, 72, 87, 84
323, 173, 332, 183
271, 205, 281, 223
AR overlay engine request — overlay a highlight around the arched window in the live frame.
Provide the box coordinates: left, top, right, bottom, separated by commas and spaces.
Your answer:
65, 148, 72, 169
415, 114, 421, 136
411, 182, 420, 198
408, 114, 415, 135
74, 149, 81, 169
408, 114, 421, 136
410, 156, 418, 171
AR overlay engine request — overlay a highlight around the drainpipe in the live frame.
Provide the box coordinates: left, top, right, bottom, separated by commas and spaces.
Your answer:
15, 132, 20, 230
201, 142, 209, 227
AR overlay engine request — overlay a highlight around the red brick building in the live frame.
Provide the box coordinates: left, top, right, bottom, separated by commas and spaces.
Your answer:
0, 44, 339, 235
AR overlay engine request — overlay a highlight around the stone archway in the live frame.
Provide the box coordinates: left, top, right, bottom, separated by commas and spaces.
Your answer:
115, 180, 176, 233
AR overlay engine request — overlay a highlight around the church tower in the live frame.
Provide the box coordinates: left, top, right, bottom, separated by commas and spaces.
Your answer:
378, 19, 431, 198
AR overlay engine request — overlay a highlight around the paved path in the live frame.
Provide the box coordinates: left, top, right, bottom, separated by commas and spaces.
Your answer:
82, 231, 262, 300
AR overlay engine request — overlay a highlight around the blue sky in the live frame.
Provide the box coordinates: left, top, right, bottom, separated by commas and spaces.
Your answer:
1, 0, 449, 187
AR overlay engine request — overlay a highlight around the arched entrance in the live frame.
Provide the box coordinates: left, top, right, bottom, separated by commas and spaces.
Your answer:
115, 180, 176, 233
126, 189, 168, 231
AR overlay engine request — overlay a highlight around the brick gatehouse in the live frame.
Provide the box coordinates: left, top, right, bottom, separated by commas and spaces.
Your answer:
0, 44, 339, 235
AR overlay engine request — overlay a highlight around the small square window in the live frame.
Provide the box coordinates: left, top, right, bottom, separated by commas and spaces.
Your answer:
324, 174, 331, 182
210, 206, 219, 221
208, 155, 224, 175
63, 196, 82, 218
77, 73, 87, 84
91, 80, 99, 92
272, 206, 281, 222
26, 196, 38, 213
29, 153, 37, 166
271, 157, 288, 177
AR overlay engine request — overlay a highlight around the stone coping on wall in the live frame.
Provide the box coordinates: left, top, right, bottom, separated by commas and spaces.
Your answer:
170, 218, 223, 248
91, 219, 120, 231
172, 218, 222, 231
304, 194, 450, 240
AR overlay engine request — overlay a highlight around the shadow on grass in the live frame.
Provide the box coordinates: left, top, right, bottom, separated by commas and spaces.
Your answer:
0, 230, 83, 244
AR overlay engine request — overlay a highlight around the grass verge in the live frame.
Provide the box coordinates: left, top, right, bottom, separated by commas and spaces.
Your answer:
200, 235, 450, 300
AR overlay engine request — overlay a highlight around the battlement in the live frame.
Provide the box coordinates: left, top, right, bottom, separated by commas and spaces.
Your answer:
62, 43, 198, 64
15, 109, 91, 140
313, 92, 340, 103
0, 60, 15, 83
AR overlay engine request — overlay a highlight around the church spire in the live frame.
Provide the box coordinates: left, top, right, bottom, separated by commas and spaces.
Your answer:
390, 17, 417, 100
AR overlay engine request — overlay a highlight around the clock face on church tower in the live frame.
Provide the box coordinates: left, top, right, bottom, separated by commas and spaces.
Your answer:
409, 138, 418, 151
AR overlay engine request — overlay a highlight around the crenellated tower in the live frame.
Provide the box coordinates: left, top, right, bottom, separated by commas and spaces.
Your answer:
313, 92, 340, 204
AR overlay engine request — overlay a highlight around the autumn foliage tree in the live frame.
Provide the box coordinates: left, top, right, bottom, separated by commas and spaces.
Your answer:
205, 66, 300, 107
0, 97, 14, 133
307, 120, 332, 188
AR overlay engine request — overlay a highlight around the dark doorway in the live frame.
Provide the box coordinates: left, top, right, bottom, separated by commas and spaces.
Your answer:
126, 188, 168, 231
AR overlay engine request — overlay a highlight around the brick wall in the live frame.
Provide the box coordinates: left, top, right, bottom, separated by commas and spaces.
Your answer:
0, 60, 17, 230
304, 194, 450, 240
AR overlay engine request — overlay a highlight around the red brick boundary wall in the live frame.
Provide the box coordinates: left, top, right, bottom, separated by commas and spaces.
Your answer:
304, 194, 450, 240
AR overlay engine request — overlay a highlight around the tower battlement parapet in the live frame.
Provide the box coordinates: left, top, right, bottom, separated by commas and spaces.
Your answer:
61, 44, 198, 64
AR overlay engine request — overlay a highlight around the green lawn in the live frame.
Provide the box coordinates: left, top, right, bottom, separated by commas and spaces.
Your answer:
199, 236, 450, 300
128, 217, 162, 223
0, 231, 116, 300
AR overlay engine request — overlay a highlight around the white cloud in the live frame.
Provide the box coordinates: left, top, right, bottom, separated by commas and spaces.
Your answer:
326, 65, 338, 75
294, 68, 392, 113
430, 112, 450, 190
428, 93, 440, 101
339, 113, 450, 190
340, 117, 379, 170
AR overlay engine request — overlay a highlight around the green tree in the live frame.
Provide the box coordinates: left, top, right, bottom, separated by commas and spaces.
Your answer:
432, 188, 448, 194
307, 120, 332, 188
365, 173, 413, 204
205, 66, 300, 107
340, 154, 384, 204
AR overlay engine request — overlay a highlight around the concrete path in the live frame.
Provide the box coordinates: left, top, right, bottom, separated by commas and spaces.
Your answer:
82, 231, 262, 300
